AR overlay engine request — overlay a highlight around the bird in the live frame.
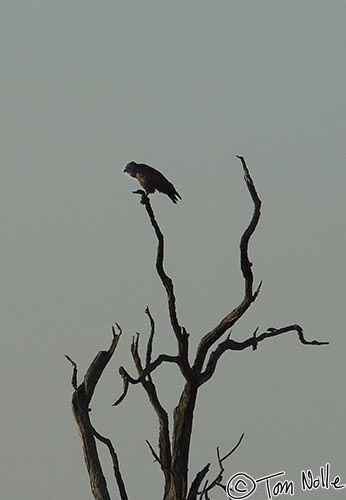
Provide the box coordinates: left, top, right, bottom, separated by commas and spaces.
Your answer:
124, 161, 182, 204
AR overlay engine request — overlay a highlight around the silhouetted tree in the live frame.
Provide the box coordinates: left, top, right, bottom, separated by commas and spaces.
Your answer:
66, 156, 328, 500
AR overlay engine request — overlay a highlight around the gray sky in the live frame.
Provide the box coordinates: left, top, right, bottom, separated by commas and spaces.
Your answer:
1, 1, 345, 499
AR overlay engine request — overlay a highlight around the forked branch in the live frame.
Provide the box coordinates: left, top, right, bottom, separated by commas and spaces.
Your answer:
66, 326, 128, 500
187, 433, 245, 500
193, 156, 262, 374
115, 309, 173, 496
134, 190, 191, 379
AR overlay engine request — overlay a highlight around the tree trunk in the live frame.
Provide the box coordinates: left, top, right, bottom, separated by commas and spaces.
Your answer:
72, 392, 111, 500
165, 382, 198, 500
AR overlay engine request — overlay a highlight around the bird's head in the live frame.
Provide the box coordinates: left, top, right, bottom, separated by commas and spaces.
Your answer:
124, 161, 138, 177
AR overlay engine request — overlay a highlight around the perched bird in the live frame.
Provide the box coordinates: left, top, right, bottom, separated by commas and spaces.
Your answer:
124, 161, 182, 204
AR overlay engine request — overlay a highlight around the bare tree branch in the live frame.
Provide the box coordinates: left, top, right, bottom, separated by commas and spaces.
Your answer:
237, 156, 261, 300
193, 156, 262, 374
66, 326, 128, 500
257, 324, 329, 346
65, 355, 78, 390
119, 318, 173, 497
146, 439, 173, 475
118, 353, 181, 386
199, 324, 329, 385
186, 463, 210, 500
196, 433, 245, 499
112, 371, 129, 407
219, 432, 245, 464
145, 306, 155, 366
92, 426, 128, 500
134, 189, 191, 380
131, 332, 143, 375
83, 324, 122, 401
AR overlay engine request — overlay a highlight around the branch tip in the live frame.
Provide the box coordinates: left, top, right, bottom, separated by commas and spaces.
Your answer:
253, 280, 262, 301
145, 439, 170, 472
252, 327, 259, 351
65, 354, 78, 389
132, 189, 148, 204
192, 433, 244, 498
114, 322, 122, 336
113, 369, 129, 406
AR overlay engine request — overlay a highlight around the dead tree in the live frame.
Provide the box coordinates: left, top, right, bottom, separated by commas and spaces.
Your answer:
67, 156, 328, 500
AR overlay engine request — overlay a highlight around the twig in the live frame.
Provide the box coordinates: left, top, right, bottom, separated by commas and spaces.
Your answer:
65, 355, 78, 390
196, 433, 245, 498
145, 306, 155, 367
186, 463, 210, 500
146, 439, 172, 475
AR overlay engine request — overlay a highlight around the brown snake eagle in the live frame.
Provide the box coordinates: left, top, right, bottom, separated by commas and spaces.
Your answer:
124, 161, 182, 204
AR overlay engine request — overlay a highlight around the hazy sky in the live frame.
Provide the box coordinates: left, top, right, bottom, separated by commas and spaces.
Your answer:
1, 2, 345, 499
